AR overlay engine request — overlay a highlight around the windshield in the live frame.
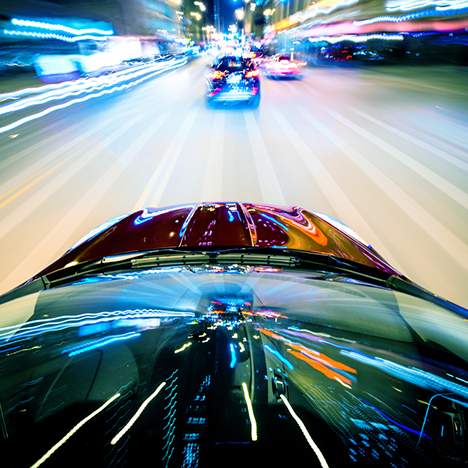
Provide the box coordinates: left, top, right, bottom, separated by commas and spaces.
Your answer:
0, 0, 467, 465
0, 266, 466, 466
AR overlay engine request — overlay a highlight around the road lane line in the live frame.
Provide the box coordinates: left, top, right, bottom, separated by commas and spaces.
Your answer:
202, 112, 224, 201
0, 110, 127, 206
330, 110, 468, 210
306, 111, 468, 270
0, 115, 142, 245
350, 108, 468, 174
271, 108, 402, 269
1, 114, 162, 290
244, 112, 286, 204
133, 109, 198, 209
0, 167, 58, 209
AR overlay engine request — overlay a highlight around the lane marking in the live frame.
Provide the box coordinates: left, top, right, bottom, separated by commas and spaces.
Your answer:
1, 113, 164, 289
331, 110, 468, 210
272, 108, 402, 269
0, 114, 141, 242
134, 109, 198, 209
244, 112, 286, 204
202, 112, 224, 201
351, 108, 468, 174
308, 110, 468, 270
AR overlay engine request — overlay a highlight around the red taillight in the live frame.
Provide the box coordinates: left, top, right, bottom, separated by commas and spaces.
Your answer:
245, 69, 259, 78
209, 71, 225, 80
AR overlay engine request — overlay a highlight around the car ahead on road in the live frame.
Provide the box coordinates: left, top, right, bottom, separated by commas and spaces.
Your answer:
206, 56, 260, 107
0, 202, 466, 467
264, 54, 304, 79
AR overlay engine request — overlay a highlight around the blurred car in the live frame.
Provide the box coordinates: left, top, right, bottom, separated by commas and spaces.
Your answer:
319, 45, 355, 63
264, 54, 303, 79
0, 202, 466, 467
353, 46, 385, 62
206, 56, 261, 107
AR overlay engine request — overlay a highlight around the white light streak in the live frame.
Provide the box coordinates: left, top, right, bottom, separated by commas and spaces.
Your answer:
3, 29, 107, 42
174, 342, 192, 353
11, 18, 113, 36
31, 393, 120, 467
308, 33, 404, 44
111, 382, 166, 445
280, 394, 329, 468
0, 59, 186, 135
241, 382, 258, 441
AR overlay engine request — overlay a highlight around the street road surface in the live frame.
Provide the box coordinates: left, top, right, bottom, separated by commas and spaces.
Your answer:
0, 58, 467, 306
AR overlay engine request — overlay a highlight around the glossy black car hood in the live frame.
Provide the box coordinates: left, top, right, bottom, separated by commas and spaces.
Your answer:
0, 265, 466, 467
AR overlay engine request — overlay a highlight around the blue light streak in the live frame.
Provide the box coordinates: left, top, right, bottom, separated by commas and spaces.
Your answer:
11, 18, 114, 36
229, 343, 237, 368
260, 213, 288, 231
360, 398, 430, 439
341, 350, 468, 399
67, 331, 140, 357
0, 58, 187, 135
264, 344, 294, 370
3, 29, 108, 42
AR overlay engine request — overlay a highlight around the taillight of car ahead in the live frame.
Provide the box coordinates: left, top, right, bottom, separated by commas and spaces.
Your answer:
245, 70, 259, 79
209, 71, 225, 80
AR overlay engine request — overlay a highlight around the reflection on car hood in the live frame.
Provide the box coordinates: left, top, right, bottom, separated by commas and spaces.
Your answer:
0, 266, 466, 467
37, 202, 397, 277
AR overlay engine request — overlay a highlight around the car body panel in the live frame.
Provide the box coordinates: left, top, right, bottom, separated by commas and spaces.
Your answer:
34, 202, 397, 278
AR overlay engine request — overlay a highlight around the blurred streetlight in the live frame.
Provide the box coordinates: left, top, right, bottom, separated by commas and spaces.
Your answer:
190, 11, 202, 21
235, 8, 245, 21
250, 2, 256, 11
194, 1, 207, 12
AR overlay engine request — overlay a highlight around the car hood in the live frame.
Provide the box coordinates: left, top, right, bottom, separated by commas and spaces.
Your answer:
36, 202, 397, 277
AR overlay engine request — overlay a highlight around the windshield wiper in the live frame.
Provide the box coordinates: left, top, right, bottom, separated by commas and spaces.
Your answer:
38, 247, 391, 289
2, 247, 464, 314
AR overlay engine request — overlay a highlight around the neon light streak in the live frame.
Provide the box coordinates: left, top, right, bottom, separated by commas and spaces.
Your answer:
0, 59, 186, 135
3, 29, 108, 42
260, 213, 288, 231
31, 393, 120, 467
264, 345, 294, 370
280, 394, 329, 468
241, 382, 258, 441
174, 342, 192, 354
361, 398, 430, 438
229, 343, 237, 368
111, 382, 166, 445
0, 61, 175, 117
67, 332, 140, 357
11, 18, 113, 36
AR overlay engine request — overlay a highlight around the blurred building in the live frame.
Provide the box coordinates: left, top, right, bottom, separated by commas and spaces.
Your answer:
258, 0, 468, 64
0, 0, 182, 38
182, 0, 214, 42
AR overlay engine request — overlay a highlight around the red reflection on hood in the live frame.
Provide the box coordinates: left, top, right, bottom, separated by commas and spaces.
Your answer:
36, 202, 397, 277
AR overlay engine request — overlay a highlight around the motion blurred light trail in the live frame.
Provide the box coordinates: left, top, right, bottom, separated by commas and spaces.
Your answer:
0, 61, 467, 307
0, 58, 187, 134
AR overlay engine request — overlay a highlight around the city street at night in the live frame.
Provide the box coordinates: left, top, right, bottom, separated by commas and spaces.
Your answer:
0, 59, 467, 305
0, 1, 467, 465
